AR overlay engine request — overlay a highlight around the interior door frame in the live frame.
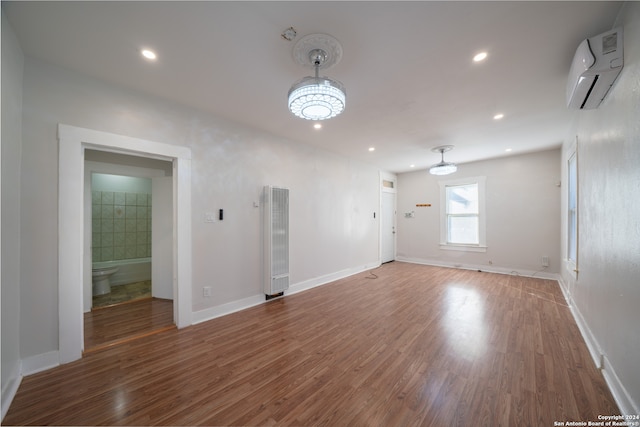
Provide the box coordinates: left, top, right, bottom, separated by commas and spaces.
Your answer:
58, 124, 192, 364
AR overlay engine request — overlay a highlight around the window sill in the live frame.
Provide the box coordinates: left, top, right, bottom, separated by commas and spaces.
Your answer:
439, 244, 487, 253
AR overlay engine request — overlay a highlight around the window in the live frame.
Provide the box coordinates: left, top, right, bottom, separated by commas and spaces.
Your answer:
446, 183, 479, 244
567, 151, 578, 265
439, 177, 486, 252
382, 179, 395, 189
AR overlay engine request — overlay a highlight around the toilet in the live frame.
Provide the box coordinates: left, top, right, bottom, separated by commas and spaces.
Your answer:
91, 266, 119, 296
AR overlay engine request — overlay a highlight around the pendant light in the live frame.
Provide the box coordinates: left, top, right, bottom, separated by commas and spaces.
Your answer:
429, 145, 457, 175
288, 34, 346, 121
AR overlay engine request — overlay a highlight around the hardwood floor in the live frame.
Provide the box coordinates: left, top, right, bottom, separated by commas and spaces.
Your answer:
84, 297, 175, 352
4, 263, 619, 426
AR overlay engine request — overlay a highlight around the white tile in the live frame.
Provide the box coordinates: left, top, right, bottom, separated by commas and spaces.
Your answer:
101, 191, 114, 205
114, 192, 126, 205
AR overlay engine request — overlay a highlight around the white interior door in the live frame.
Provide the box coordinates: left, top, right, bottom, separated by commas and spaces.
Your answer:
152, 176, 173, 300
381, 191, 396, 263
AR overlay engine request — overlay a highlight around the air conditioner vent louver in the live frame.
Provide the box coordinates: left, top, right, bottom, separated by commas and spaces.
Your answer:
580, 75, 599, 109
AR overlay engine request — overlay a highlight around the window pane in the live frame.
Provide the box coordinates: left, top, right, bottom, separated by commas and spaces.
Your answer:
448, 216, 479, 244
568, 153, 577, 262
447, 184, 478, 214
568, 209, 577, 261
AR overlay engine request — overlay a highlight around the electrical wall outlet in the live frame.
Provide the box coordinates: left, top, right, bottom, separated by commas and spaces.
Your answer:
542, 256, 550, 267
203, 286, 212, 297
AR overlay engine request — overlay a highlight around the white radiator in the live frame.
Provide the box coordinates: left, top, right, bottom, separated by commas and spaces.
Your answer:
263, 186, 289, 295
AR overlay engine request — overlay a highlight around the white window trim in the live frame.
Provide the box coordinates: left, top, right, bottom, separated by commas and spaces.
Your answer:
439, 176, 487, 252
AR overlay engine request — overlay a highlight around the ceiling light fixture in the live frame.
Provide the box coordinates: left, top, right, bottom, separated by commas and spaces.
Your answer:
493, 113, 504, 120
429, 145, 457, 175
141, 49, 157, 60
473, 52, 488, 62
288, 34, 346, 121
313, 123, 322, 130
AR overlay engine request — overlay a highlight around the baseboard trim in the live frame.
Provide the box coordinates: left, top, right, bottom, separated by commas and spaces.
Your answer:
21, 350, 60, 376
192, 294, 265, 325
1, 360, 22, 421
192, 262, 381, 326
395, 256, 560, 280
286, 262, 381, 296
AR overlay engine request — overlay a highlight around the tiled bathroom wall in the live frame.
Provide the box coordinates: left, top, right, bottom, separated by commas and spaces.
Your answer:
92, 190, 152, 262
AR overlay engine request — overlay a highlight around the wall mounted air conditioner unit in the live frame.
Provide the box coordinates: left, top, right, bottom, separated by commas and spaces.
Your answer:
567, 27, 623, 110
263, 186, 289, 297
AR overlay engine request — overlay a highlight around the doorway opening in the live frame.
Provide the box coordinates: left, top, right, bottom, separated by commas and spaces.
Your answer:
380, 172, 397, 264
58, 124, 192, 364
83, 152, 175, 351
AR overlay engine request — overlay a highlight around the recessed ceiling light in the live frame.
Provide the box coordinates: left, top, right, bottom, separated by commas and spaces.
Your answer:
313, 123, 322, 129
410, 164, 415, 168
505, 148, 513, 152
493, 113, 504, 120
473, 52, 488, 62
141, 49, 157, 60
368, 147, 375, 152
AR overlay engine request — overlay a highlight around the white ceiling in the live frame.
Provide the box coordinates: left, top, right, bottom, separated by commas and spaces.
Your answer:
3, 1, 622, 173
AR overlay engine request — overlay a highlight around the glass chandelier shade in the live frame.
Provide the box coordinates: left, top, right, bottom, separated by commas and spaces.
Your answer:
429, 162, 458, 175
288, 76, 346, 120
429, 145, 457, 175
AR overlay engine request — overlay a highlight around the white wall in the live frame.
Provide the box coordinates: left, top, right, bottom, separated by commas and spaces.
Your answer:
560, 1, 640, 416
18, 56, 381, 360
397, 149, 561, 276
1, 9, 24, 419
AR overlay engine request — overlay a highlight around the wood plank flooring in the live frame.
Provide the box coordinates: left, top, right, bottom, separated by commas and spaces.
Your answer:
4, 262, 619, 426
84, 297, 175, 352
